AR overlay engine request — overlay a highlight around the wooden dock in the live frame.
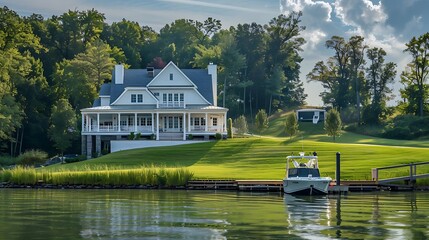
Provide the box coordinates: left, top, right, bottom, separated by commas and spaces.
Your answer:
186, 180, 380, 193
186, 163, 429, 193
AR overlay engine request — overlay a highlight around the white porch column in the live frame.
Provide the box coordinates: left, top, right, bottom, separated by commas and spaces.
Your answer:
183, 112, 186, 140
188, 113, 191, 132
118, 113, 121, 132
81, 114, 85, 132
134, 113, 138, 132
156, 112, 159, 140
88, 115, 91, 132
151, 113, 154, 133
205, 113, 208, 132
224, 113, 227, 132
97, 113, 100, 132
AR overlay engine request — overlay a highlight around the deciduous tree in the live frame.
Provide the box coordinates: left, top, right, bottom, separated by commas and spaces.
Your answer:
48, 99, 78, 156
255, 109, 268, 133
325, 109, 342, 142
285, 113, 299, 139
402, 33, 429, 116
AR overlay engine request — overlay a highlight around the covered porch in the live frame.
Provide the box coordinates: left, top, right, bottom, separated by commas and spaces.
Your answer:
81, 110, 227, 140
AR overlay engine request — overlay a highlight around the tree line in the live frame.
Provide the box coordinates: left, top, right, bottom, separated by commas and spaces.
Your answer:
0, 6, 428, 156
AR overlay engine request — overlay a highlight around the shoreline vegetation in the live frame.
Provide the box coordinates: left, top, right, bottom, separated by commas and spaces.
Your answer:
0, 166, 193, 188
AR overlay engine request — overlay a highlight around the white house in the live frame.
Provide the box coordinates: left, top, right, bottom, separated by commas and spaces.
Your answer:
81, 62, 228, 158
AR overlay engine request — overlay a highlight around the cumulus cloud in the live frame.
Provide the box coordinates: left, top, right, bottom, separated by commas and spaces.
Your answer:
280, 0, 429, 105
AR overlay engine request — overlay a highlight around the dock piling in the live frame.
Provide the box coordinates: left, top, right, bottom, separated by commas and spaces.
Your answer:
336, 152, 341, 186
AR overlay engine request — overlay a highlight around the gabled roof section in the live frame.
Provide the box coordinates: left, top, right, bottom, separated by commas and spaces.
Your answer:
181, 69, 213, 105
147, 61, 196, 87
104, 63, 214, 105
111, 87, 159, 105
110, 69, 160, 104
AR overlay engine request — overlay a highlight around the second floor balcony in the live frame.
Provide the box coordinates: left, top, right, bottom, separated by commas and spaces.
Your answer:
158, 101, 185, 109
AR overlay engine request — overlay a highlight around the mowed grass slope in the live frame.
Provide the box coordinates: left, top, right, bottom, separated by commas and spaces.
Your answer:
47, 127, 429, 180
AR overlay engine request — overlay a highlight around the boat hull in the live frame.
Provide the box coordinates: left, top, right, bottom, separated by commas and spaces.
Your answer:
283, 178, 331, 195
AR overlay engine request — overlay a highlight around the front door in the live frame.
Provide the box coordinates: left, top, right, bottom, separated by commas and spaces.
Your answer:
163, 116, 182, 132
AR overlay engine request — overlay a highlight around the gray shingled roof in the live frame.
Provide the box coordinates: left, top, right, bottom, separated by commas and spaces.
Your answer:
93, 98, 101, 107
99, 84, 111, 96
106, 68, 214, 105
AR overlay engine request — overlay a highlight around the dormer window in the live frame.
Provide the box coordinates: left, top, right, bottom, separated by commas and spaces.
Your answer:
131, 94, 143, 103
169, 73, 173, 81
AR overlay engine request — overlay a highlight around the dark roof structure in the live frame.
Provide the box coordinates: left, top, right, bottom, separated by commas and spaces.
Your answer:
93, 68, 214, 107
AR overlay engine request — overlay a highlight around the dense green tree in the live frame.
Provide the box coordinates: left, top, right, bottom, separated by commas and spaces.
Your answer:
324, 36, 351, 110
307, 59, 338, 105
285, 113, 298, 139
33, 9, 105, 79
400, 64, 429, 115
53, 40, 117, 111
363, 48, 396, 124
157, 19, 202, 67
192, 17, 222, 45
348, 36, 367, 124
234, 115, 248, 135
255, 109, 268, 133
0, 93, 23, 141
267, 66, 287, 115
264, 12, 306, 111
216, 31, 246, 109
402, 33, 429, 116
102, 19, 143, 68
140, 26, 159, 67
233, 23, 265, 115
0, 7, 49, 155
48, 98, 78, 155
325, 109, 342, 142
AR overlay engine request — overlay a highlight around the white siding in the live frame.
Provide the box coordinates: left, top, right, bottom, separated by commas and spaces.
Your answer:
152, 89, 208, 105
149, 64, 194, 87
111, 140, 207, 152
114, 89, 157, 105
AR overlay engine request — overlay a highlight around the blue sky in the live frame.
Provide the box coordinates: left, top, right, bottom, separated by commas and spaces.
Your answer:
3, 0, 429, 106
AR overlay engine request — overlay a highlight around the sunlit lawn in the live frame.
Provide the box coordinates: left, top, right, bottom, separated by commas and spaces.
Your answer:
45, 132, 429, 181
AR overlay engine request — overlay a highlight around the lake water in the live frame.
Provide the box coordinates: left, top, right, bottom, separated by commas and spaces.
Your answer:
0, 189, 428, 239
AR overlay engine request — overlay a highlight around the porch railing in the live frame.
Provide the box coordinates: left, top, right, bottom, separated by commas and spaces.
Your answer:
158, 102, 185, 108
84, 125, 153, 133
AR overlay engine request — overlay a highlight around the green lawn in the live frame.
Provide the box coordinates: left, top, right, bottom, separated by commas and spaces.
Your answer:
46, 132, 429, 181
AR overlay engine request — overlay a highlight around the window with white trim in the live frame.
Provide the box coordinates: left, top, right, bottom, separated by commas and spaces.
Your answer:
213, 118, 218, 126
161, 92, 185, 107
169, 73, 173, 80
131, 94, 143, 103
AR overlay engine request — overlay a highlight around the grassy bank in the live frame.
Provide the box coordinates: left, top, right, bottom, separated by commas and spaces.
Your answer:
42, 134, 429, 181
0, 166, 193, 186
11, 115, 426, 183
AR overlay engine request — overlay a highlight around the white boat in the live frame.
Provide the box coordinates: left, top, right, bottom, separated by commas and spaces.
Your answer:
283, 152, 332, 195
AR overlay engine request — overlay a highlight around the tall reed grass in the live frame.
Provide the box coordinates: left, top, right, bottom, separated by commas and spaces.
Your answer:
0, 166, 194, 187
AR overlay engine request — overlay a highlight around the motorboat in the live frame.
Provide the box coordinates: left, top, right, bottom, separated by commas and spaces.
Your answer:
283, 152, 332, 195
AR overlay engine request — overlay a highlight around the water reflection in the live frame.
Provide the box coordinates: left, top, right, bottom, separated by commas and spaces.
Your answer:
0, 189, 428, 239
284, 194, 332, 240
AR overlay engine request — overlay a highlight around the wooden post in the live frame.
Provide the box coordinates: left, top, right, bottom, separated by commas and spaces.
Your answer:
336, 152, 341, 186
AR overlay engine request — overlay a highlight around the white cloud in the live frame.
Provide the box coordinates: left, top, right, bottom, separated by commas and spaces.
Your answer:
159, 0, 265, 13
280, 0, 419, 106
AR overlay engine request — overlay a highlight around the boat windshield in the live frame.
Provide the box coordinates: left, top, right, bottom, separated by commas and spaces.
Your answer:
288, 168, 321, 177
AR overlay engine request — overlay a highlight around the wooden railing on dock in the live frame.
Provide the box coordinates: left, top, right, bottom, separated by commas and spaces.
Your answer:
372, 162, 429, 186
